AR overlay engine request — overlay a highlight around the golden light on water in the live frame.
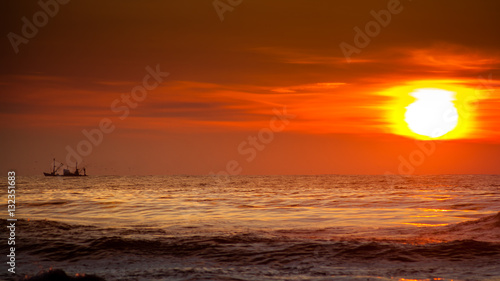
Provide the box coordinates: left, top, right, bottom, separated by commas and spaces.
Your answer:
383, 81, 479, 140
402, 222, 450, 227
398, 278, 448, 281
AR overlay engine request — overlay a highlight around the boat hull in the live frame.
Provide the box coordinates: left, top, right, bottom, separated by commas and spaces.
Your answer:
43, 172, 87, 177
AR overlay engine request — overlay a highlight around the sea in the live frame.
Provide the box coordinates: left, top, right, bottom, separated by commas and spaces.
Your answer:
1, 175, 500, 281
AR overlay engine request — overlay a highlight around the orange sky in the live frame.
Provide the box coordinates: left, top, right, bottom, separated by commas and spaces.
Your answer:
1, 1, 499, 175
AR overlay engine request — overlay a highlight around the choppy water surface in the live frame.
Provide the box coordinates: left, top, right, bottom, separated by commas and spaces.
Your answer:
1, 175, 499, 280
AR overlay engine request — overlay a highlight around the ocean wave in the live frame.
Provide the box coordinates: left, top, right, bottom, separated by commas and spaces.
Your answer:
6, 218, 500, 265
16, 235, 500, 267
18, 200, 70, 207
422, 211, 500, 242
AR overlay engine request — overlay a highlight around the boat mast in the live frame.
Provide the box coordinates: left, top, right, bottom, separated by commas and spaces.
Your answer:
53, 158, 56, 174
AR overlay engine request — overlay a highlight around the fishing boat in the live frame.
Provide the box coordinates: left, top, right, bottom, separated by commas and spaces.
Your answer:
44, 158, 87, 177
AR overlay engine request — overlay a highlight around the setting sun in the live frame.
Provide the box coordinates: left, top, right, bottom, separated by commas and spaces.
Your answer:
383, 80, 481, 141
405, 89, 458, 138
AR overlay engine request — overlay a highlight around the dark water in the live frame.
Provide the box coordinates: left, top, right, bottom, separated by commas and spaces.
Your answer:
1, 175, 500, 280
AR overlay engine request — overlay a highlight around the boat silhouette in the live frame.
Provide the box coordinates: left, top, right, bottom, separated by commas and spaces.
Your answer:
44, 158, 87, 177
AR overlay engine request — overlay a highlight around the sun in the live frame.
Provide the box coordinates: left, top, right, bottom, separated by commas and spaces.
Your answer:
382, 80, 478, 140
404, 89, 458, 138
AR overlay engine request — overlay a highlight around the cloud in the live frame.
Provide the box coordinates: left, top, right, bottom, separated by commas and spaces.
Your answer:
271, 82, 347, 93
